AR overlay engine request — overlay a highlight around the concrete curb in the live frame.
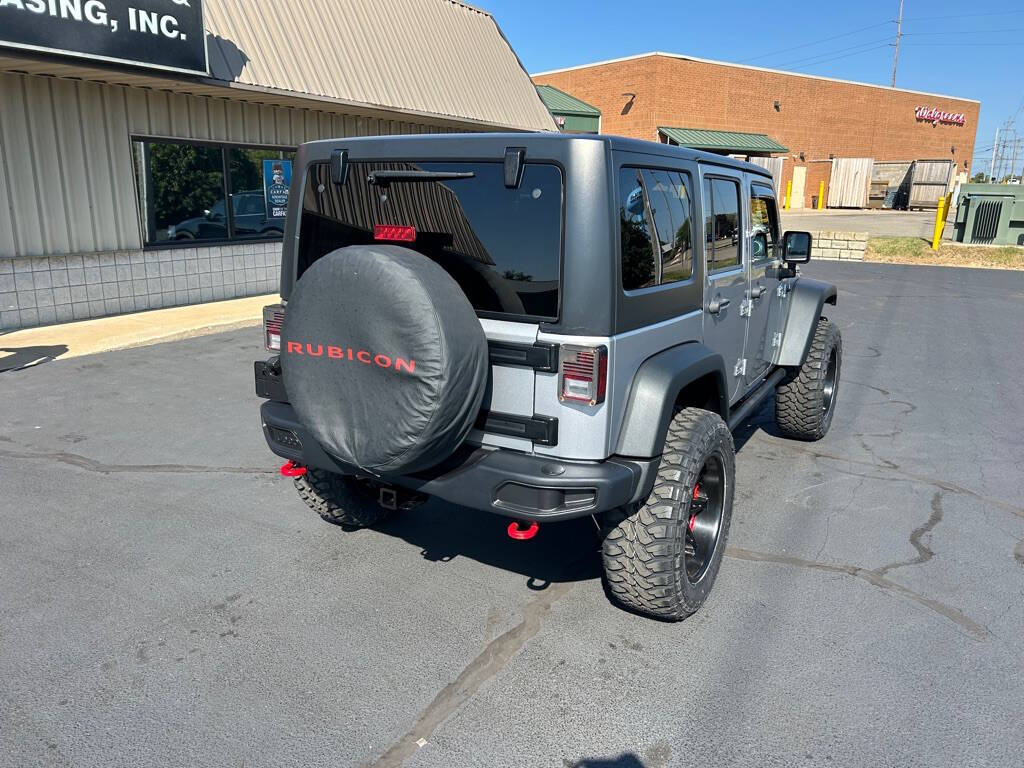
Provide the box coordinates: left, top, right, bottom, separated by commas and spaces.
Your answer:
0, 294, 274, 362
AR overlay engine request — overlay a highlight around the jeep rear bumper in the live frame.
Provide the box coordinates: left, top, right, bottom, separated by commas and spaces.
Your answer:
260, 401, 656, 522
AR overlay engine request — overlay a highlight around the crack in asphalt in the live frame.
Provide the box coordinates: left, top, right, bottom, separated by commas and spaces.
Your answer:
876, 492, 943, 577
364, 581, 575, 768
763, 441, 1024, 519
726, 544, 988, 641
0, 447, 275, 476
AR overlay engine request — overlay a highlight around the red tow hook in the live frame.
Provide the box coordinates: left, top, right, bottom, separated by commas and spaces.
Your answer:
507, 520, 540, 541
280, 460, 307, 477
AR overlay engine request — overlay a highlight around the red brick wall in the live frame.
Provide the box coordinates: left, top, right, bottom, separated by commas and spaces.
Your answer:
534, 54, 979, 208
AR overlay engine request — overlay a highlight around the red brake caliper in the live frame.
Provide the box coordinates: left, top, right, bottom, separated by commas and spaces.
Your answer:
689, 484, 701, 531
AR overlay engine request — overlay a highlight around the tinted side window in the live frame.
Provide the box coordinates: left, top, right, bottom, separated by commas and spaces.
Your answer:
618, 168, 656, 290
704, 178, 742, 273
646, 170, 694, 284
750, 183, 779, 262
618, 168, 694, 291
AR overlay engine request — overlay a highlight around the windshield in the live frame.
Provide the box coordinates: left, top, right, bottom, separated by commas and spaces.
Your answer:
297, 161, 563, 320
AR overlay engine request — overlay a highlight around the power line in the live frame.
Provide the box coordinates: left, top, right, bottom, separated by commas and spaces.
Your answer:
788, 44, 894, 72
773, 37, 894, 69
736, 21, 892, 64
902, 9, 1024, 21
902, 28, 1024, 36
903, 42, 1024, 46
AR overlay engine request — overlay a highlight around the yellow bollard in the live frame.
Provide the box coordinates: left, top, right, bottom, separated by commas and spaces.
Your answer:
817, 180, 825, 210
784, 179, 792, 210
931, 196, 947, 251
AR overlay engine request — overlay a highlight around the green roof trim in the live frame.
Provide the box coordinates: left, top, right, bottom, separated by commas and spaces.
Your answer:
658, 127, 788, 154
536, 85, 601, 117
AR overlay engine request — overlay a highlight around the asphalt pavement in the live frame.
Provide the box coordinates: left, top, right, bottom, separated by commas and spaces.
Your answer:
1, 261, 1022, 767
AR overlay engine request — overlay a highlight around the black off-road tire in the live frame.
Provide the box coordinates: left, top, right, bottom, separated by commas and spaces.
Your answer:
601, 408, 735, 621
775, 317, 842, 441
294, 468, 394, 529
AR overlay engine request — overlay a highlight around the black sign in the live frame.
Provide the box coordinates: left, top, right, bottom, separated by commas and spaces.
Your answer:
0, 0, 208, 76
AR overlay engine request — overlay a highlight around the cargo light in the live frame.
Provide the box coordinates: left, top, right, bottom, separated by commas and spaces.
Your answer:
558, 345, 607, 405
374, 224, 417, 242
263, 304, 285, 352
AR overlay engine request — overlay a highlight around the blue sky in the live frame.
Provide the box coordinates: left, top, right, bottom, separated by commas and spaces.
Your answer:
476, 0, 1024, 176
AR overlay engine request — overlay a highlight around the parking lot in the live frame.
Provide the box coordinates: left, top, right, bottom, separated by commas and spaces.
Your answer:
781, 209, 947, 239
1, 260, 1022, 767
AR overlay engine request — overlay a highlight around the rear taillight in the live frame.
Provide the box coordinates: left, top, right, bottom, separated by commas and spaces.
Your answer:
263, 304, 284, 351
558, 345, 607, 405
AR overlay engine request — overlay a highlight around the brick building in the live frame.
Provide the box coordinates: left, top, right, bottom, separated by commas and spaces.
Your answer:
533, 52, 980, 209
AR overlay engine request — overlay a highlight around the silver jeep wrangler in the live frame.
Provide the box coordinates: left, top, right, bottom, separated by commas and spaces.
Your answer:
255, 133, 840, 620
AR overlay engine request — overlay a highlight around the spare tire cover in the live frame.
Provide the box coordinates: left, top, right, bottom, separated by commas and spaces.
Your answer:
281, 245, 488, 475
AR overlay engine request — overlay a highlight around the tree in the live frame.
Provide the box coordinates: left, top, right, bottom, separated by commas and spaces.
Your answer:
620, 212, 655, 289
970, 172, 988, 184
148, 143, 224, 228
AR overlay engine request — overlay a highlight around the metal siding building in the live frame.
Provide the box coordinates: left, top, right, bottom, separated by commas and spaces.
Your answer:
0, 0, 554, 330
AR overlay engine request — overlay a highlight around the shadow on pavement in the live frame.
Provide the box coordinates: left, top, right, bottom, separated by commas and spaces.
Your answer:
569, 754, 647, 768
365, 401, 779, 589
372, 499, 602, 588
0, 344, 69, 373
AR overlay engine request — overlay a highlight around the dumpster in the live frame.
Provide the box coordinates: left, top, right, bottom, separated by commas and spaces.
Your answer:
953, 184, 1024, 246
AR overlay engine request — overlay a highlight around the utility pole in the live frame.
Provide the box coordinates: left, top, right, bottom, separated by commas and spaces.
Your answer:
1012, 137, 1020, 184
891, 0, 904, 88
990, 125, 1000, 182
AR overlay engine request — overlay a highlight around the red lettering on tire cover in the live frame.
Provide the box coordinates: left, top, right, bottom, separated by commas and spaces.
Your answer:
327, 346, 343, 358
374, 354, 392, 368
306, 344, 323, 357
286, 341, 303, 354
357, 350, 371, 364
395, 358, 415, 374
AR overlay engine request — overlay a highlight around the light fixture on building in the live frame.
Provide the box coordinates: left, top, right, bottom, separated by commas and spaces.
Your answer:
800, 151, 805, 161
774, 100, 781, 111
621, 92, 636, 116
951, 145, 956, 154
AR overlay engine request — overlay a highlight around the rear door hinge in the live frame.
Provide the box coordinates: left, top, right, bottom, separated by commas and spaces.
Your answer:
772, 332, 783, 348
739, 299, 752, 317
734, 358, 747, 377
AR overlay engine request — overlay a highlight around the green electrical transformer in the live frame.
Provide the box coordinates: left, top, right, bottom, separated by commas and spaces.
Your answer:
953, 184, 1024, 246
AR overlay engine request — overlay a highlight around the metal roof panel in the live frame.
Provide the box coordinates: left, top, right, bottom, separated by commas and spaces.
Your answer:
658, 127, 788, 154
535, 85, 601, 117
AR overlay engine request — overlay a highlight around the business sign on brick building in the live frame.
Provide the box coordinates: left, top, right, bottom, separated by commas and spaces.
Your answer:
915, 106, 966, 126
0, 0, 208, 76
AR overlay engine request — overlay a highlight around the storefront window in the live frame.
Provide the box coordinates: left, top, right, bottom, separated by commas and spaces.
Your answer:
132, 139, 294, 246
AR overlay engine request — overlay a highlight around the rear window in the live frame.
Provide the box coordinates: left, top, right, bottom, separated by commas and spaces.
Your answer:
298, 161, 563, 320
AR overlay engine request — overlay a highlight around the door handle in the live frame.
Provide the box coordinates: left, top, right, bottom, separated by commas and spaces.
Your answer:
708, 295, 731, 314
746, 283, 766, 300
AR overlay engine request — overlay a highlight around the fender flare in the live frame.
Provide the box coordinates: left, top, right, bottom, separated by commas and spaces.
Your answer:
777, 278, 837, 367
614, 343, 729, 459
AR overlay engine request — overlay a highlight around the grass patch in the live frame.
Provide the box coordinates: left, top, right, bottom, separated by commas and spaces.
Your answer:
866, 237, 1024, 270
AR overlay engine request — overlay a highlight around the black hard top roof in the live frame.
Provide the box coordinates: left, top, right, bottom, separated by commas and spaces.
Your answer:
301, 132, 774, 180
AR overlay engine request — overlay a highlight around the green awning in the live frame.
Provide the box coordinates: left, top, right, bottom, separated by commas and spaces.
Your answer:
658, 126, 788, 154
536, 85, 601, 133
536, 85, 601, 117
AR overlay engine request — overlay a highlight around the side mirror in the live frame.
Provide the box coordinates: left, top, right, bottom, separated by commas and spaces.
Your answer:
782, 231, 812, 263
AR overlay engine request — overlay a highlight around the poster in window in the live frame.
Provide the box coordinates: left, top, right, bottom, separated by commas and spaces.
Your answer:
263, 159, 292, 219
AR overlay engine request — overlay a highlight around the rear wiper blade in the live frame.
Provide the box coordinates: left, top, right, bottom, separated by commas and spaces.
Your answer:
367, 170, 475, 187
